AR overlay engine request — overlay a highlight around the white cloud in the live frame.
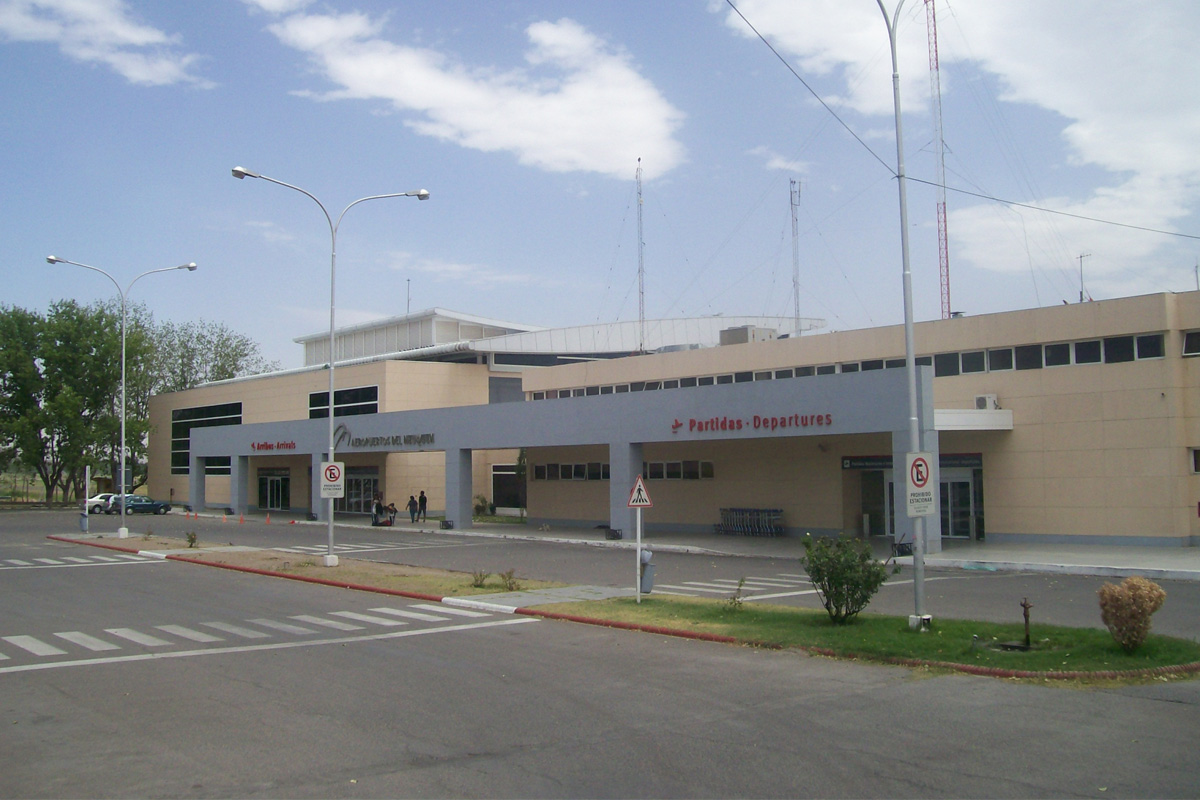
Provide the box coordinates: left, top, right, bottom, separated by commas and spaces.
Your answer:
387, 252, 554, 289
258, 9, 686, 181
0, 0, 210, 86
747, 145, 808, 173
720, 0, 1200, 291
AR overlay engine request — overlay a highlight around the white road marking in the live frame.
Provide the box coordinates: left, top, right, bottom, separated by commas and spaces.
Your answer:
4, 559, 33, 566
369, 607, 447, 623
33, 558, 64, 565
248, 619, 319, 635
62, 557, 94, 564
106, 628, 172, 647
656, 584, 731, 594
54, 632, 121, 652
0, 618, 539, 675
329, 611, 407, 627
3, 635, 67, 657
156, 625, 223, 643
410, 603, 490, 618
201, 622, 271, 639
290, 615, 363, 631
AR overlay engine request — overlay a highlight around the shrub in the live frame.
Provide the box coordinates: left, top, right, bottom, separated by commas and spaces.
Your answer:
473, 494, 489, 516
498, 569, 522, 592
1098, 576, 1166, 652
800, 535, 889, 624
470, 569, 490, 589
185, 531, 197, 548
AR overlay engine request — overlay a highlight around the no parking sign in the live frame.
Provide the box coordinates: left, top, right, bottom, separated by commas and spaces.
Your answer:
320, 461, 345, 499
905, 452, 934, 518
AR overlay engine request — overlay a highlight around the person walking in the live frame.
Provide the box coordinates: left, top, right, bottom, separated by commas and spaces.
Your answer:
418, 490, 427, 522
406, 495, 419, 523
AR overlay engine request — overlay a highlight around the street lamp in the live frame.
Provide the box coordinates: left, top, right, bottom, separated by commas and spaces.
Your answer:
45, 255, 198, 538
231, 166, 429, 567
876, 0, 928, 624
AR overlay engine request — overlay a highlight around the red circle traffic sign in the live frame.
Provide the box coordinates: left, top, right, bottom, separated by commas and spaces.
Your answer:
909, 456, 930, 489
324, 464, 342, 483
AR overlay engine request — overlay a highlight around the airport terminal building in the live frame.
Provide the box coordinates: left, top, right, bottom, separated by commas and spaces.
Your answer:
147, 291, 1200, 551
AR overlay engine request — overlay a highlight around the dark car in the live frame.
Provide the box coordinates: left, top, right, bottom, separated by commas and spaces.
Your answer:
106, 495, 171, 515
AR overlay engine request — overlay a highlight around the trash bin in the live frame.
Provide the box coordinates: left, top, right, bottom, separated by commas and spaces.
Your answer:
639, 549, 654, 594
78, 511, 88, 533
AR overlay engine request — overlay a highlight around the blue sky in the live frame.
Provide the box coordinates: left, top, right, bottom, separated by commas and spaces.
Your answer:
3, 0, 1198, 369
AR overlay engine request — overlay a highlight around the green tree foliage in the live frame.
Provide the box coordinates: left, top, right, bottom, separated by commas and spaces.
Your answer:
151, 319, 278, 394
800, 535, 891, 624
0, 302, 276, 502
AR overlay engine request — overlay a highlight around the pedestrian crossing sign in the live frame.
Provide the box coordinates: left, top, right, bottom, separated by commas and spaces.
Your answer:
628, 475, 653, 508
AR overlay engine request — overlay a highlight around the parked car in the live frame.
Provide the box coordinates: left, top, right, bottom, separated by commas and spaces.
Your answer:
86, 493, 116, 514
106, 495, 172, 515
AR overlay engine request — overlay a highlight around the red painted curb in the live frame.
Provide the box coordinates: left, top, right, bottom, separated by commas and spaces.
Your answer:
47, 535, 1200, 680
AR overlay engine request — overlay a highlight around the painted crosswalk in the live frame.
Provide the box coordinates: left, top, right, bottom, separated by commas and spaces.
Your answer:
2, 552, 159, 570
274, 539, 476, 556
656, 573, 817, 599
0, 602, 523, 673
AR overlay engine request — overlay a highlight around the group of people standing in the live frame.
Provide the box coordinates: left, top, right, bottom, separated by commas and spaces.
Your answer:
372, 490, 427, 526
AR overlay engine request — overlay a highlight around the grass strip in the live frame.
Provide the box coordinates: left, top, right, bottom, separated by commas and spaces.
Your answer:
540, 596, 1200, 679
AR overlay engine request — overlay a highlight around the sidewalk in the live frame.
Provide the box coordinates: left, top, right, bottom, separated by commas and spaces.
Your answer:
239, 512, 1200, 583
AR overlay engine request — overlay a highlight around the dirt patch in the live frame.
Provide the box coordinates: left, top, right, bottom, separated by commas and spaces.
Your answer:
92, 534, 561, 598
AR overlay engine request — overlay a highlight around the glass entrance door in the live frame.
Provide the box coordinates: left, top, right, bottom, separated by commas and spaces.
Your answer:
258, 475, 290, 511
336, 476, 378, 515
940, 480, 973, 538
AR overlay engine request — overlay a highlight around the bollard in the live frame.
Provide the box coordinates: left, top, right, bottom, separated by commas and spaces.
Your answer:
79, 511, 89, 533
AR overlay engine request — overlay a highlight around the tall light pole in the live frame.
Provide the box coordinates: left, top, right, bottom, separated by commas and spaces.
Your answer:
231, 166, 429, 567
45, 256, 198, 538
876, 0, 928, 623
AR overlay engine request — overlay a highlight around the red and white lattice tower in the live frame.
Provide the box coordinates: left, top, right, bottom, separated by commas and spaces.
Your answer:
926, 0, 951, 319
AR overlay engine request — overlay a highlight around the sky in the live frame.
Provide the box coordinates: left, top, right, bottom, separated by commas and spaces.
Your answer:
2, 0, 1198, 370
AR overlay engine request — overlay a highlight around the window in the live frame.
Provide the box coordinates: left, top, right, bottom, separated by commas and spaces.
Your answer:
816, 365, 836, 375
572, 388, 585, 397
840, 363, 859, 373
885, 358, 906, 369
644, 460, 714, 480
600, 385, 614, 395
774, 369, 794, 379
701, 461, 715, 479
754, 371, 773, 381
960, 351, 986, 373
1015, 344, 1043, 370
1184, 331, 1200, 357
933, 352, 960, 377
630, 381, 646, 392
916, 356, 933, 367
716, 374, 733, 385
309, 386, 378, 419
1104, 336, 1135, 364
615, 384, 630, 393
698, 376, 715, 386
546, 464, 559, 480
585, 386, 599, 396
662, 379, 679, 389
647, 462, 665, 479
1192, 448, 1200, 474
665, 462, 682, 479
587, 462, 602, 480
1075, 340, 1102, 363
1044, 343, 1071, 367
171, 402, 243, 475
573, 464, 588, 480
734, 371, 753, 383
532, 391, 545, 400
534, 465, 547, 480
682, 460, 701, 479
861, 359, 884, 371
1137, 334, 1164, 360
643, 381, 661, 391
988, 348, 1013, 371
796, 366, 815, 377
680, 377, 698, 387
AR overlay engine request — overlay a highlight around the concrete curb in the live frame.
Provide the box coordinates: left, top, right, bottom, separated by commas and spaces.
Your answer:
47, 534, 1200, 682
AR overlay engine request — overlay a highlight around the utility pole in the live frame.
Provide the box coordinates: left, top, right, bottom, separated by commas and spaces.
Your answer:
1079, 252, 1091, 302
636, 158, 645, 353
791, 179, 801, 335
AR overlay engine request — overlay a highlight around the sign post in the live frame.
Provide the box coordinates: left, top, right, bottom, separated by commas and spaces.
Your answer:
628, 475, 653, 604
905, 452, 934, 518
320, 462, 345, 566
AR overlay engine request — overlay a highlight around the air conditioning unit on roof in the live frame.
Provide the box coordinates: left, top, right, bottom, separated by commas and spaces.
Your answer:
974, 393, 999, 410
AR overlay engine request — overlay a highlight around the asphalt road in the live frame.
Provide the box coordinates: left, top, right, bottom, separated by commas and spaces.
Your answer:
4, 512, 1200, 798
38, 508, 1200, 641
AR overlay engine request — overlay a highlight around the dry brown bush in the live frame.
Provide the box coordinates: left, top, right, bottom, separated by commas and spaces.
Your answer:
1098, 576, 1166, 652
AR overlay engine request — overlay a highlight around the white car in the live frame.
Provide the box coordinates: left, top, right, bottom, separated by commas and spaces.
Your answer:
86, 493, 116, 514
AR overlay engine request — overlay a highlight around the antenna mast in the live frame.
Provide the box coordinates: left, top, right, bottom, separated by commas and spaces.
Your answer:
926, 0, 951, 319
637, 158, 645, 353
791, 179, 801, 335
1078, 252, 1091, 302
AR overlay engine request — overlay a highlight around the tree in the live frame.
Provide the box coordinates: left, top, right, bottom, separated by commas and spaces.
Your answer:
150, 319, 278, 394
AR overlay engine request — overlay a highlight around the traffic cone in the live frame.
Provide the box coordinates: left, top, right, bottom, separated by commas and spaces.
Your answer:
288, 520, 296, 525
265, 513, 271, 525
221, 513, 226, 523
239, 514, 244, 524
